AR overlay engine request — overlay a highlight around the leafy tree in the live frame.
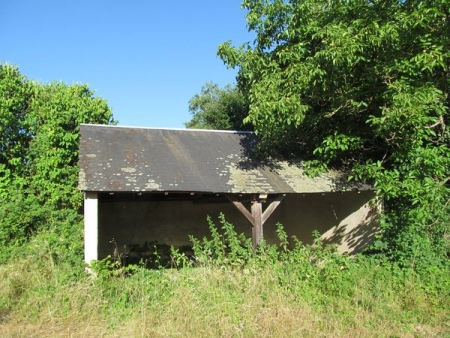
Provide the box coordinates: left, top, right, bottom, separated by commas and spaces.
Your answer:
185, 82, 250, 130
0, 64, 32, 184
26, 82, 114, 209
218, 0, 449, 269
0, 63, 115, 261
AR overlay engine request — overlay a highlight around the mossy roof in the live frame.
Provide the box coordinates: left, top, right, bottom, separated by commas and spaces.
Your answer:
79, 124, 370, 194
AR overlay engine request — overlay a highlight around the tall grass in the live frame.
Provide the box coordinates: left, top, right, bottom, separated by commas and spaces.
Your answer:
1, 214, 449, 337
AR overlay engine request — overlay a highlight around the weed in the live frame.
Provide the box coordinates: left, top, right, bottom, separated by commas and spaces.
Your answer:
1, 214, 448, 337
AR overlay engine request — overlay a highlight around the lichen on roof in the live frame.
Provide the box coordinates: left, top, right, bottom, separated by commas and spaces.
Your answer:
78, 124, 370, 193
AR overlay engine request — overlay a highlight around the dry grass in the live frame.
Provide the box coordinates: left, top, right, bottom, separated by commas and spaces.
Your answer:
1, 255, 448, 338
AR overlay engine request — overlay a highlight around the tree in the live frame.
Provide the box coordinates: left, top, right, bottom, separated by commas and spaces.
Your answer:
26, 82, 114, 209
185, 82, 250, 130
218, 0, 449, 269
0, 63, 115, 261
0, 64, 32, 181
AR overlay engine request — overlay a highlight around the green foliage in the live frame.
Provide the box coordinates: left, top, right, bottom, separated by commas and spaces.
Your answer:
219, 0, 450, 268
26, 82, 114, 209
0, 64, 32, 190
187, 213, 254, 267
1, 217, 448, 336
0, 62, 116, 260
185, 82, 250, 130
185, 215, 449, 309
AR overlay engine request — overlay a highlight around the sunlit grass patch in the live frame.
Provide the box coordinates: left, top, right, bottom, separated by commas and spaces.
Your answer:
1, 215, 448, 337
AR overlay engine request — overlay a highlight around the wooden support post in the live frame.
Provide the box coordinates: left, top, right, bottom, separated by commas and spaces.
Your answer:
227, 194, 285, 250
251, 201, 263, 250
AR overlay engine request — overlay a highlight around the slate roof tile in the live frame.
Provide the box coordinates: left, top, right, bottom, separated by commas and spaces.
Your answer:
78, 124, 370, 193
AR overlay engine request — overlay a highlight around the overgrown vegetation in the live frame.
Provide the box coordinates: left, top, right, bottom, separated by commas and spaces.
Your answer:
1, 0, 450, 335
185, 82, 250, 130
0, 62, 116, 263
216, 0, 450, 270
1, 215, 448, 337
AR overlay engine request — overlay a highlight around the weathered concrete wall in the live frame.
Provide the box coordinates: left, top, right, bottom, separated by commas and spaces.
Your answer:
98, 191, 378, 259
84, 192, 98, 264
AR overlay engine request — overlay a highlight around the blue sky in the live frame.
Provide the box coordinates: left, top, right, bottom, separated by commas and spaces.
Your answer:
1, 1, 252, 128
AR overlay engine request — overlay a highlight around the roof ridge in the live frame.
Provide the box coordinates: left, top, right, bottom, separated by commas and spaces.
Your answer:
80, 123, 254, 134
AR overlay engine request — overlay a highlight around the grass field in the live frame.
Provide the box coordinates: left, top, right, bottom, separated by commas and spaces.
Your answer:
1, 230, 448, 338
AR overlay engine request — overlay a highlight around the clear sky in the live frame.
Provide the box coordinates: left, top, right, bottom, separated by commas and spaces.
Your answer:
1, 0, 252, 128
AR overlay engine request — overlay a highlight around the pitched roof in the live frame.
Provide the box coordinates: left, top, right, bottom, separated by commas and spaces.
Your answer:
78, 124, 369, 194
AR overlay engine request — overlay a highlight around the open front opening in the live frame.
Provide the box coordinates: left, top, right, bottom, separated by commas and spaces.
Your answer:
85, 190, 378, 265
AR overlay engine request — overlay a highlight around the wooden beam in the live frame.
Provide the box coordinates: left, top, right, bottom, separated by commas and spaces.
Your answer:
227, 195, 255, 226
227, 194, 285, 250
262, 195, 284, 225
251, 201, 263, 250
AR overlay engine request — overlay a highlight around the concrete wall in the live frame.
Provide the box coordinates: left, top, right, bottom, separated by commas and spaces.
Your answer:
97, 191, 378, 259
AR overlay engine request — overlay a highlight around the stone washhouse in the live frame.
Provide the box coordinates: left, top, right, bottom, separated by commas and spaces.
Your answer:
78, 124, 379, 264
